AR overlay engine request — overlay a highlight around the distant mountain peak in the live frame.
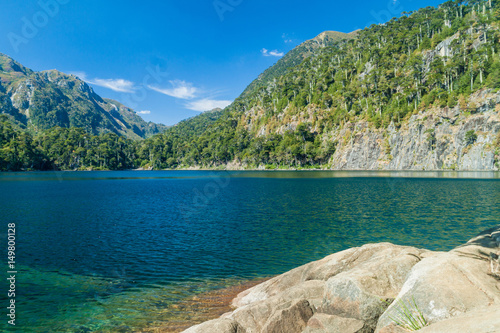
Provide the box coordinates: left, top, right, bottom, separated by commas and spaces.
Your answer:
311, 30, 359, 45
0, 54, 167, 139
241, 30, 358, 98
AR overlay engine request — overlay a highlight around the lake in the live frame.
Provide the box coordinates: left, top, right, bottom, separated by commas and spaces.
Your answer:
1, 170, 499, 332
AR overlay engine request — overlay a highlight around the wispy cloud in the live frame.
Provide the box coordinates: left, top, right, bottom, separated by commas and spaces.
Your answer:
148, 80, 197, 99
282, 33, 293, 44
186, 99, 232, 112
262, 48, 284, 57
137, 110, 151, 115
70, 71, 88, 80
70, 71, 135, 93
92, 78, 135, 93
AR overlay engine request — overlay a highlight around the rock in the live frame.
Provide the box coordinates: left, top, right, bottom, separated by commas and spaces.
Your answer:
303, 313, 364, 333
321, 244, 426, 331
229, 282, 323, 332
183, 226, 500, 333
182, 318, 238, 333
229, 298, 314, 333
376, 225, 500, 332
232, 247, 360, 308
261, 299, 314, 333
233, 243, 425, 309
184, 243, 426, 333
416, 305, 500, 333
329, 90, 500, 170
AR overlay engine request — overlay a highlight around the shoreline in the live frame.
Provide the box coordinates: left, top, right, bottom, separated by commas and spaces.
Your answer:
143, 277, 271, 333
180, 226, 500, 333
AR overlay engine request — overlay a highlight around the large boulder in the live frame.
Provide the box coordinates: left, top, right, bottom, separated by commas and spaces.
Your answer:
303, 313, 365, 333
417, 305, 500, 333
182, 318, 237, 333
229, 283, 322, 333
183, 243, 427, 333
320, 244, 428, 332
182, 226, 500, 333
376, 225, 500, 332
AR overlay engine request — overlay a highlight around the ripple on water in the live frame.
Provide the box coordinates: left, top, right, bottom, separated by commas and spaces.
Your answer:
1, 171, 498, 331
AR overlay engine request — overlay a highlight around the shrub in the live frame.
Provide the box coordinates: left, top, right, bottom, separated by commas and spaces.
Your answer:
464, 130, 477, 146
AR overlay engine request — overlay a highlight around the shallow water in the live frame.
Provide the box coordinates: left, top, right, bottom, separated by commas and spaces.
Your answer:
1, 170, 499, 332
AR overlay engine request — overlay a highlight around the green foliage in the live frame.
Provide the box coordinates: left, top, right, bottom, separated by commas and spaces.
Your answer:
425, 128, 437, 149
1, 0, 499, 170
486, 60, 500, 89
0, 117, 137, 171
464, 130, 478, 145
386, 297, 428, 331
132, 0, 499, 170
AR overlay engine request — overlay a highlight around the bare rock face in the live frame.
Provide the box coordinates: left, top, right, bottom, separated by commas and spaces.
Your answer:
320, 244, 427, 332
303, 313, 364, 333
182, 318, 238, 333
330, 90, 500, 171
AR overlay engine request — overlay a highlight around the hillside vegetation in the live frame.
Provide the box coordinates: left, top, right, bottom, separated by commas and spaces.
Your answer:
0, 0, 499, 171
136, 0, 500, 169
0, 54, 167, 140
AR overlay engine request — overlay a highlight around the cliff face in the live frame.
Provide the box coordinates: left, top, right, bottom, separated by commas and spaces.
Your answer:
330, 90, 500, 171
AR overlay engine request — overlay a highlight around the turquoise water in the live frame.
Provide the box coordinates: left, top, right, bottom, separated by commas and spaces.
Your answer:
1, 170, 499, 332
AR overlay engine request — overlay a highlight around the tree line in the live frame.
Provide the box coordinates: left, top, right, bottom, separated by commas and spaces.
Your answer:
1, 0, 499, 171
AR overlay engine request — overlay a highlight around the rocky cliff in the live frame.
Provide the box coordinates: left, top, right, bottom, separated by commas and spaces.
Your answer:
183, 225, 500, 333
329, 90, 500, 171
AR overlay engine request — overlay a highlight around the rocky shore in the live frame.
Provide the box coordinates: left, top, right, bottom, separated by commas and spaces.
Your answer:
182, 225, 500, 333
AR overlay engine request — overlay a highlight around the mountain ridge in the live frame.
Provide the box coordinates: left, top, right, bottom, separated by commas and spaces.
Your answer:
0, 53, 167, 140
137, 0, 500, 170
240, 30, 359, 98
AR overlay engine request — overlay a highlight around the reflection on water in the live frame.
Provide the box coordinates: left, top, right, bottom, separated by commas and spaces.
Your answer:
0, 170, 499, 182
0, 171, 498, 332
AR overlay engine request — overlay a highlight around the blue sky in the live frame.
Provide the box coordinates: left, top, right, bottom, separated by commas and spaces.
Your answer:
1, 0, 443, 125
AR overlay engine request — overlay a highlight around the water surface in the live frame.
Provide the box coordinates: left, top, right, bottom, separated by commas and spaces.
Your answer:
1, 171, 499, 332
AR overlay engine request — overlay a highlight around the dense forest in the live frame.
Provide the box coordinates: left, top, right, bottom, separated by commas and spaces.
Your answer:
1, 0, 499, 171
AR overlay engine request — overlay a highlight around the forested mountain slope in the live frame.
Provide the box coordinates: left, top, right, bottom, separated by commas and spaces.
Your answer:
0, 54, 167, 140
138, 0, 500, 171
1, 0, 499, 171
241, 30, 359, 98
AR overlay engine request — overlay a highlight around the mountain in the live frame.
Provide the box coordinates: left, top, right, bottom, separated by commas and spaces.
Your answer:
0, 53, 167, 140
241, 30, 359, 98
137, 0, 500, 170
1, 0, 499, 172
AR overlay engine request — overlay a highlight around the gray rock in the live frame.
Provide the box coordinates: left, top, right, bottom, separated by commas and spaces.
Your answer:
417, 305, 500, 333
303, 313, 364, 333
183, 226, 500, 333
182, 318, 238, 333
229, 281, 324, 333
376, 225, 500, 332
321, 244, 426, 331
328, 90, 500, 170
261, 299, 314, 333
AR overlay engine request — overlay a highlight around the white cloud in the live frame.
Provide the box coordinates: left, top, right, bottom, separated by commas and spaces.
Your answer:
69, 71, 88, 80
261, 48, 284, 57
69, 71, 135, 93
185, 99, 232, 112
91, 78, 135, 93
137, 110, 151, 115
148, 80, 198, 99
